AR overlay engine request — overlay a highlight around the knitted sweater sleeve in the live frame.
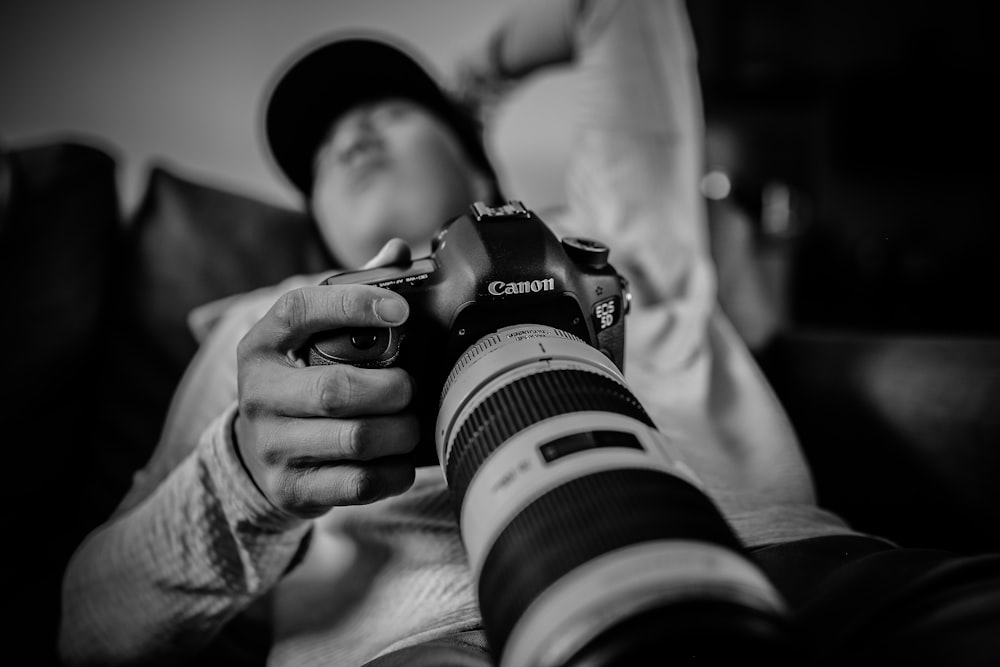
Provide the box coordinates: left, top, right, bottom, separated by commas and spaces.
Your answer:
59, 388, 311, 664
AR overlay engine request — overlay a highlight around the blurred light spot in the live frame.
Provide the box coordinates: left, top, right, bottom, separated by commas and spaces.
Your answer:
700, 169, 731, 200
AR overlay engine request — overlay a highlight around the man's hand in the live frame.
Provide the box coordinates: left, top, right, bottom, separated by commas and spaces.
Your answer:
233, 243, 417, 518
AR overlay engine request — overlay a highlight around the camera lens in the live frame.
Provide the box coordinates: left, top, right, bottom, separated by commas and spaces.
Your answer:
307, 327, 399, 367
350, 330, 379, 350
436, 324, 791, 667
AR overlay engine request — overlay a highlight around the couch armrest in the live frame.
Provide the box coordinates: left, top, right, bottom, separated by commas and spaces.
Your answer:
760, 330, 1000, 554
0, 136, 123, 666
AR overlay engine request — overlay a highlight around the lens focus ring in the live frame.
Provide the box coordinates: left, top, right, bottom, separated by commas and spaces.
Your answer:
445, 368, 655, 508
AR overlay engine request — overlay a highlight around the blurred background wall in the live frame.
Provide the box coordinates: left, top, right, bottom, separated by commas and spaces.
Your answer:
2, 0, 999, 336
0, 0, 578, 213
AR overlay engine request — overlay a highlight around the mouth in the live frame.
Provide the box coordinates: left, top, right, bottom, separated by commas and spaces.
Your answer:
339, 132, 386, 164
339, 137, 389, 188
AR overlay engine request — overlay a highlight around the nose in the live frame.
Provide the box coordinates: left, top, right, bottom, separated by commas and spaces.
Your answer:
336, 109, 386, 162
355, 108, 377, 133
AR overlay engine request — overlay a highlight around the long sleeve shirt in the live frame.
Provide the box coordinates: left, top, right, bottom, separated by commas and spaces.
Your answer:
59, 2, 862, 665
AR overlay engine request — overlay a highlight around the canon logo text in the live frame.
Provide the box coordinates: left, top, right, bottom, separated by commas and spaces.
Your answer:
487, 278, 556, 296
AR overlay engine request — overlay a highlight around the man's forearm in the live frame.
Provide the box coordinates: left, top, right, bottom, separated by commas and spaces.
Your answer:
487, 0, 579, 79
59, 405, 310, 666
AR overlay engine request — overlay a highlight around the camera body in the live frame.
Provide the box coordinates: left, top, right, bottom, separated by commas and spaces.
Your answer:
305, 200, 630, 465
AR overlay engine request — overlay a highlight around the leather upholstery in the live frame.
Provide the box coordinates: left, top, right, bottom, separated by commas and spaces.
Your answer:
762, 332, 1000, 554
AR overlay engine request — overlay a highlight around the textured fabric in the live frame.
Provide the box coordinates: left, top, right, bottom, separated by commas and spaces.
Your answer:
59, 1, 863, 665
60, 404, 312, 663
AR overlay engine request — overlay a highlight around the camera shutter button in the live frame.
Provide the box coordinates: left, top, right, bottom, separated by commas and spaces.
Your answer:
562, 237, 609, 269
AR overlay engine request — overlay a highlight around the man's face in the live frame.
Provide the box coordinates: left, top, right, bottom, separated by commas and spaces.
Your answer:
310, 97, 488, 268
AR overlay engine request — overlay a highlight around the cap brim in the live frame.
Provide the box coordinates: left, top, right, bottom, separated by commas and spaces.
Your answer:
264, 32, 460, 196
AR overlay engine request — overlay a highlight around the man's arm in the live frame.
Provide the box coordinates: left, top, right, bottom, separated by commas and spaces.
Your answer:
456, 0, 713, 361
59, 404, 311, 665
456, 0, 710, 310
59, 273, 419, 665
452, 0, 578, 116
59, 279, 308, 665
460, 1, 845, 544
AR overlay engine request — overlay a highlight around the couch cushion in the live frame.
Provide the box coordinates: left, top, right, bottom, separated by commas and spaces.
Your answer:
0, 143, 11, 235
0, 139, 121, 416
761, 332, 1000, 554
0, 137, 122, 664
85, 163, 336, 527
0, 139, 121, 509
123, 163, 336, 369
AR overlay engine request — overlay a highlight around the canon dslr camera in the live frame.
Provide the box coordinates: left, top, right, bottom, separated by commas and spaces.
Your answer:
305, 200, 630, 463
304, 201, 793, 667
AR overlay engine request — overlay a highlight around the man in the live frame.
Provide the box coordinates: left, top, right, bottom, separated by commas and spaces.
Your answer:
61, 1, 1000, 665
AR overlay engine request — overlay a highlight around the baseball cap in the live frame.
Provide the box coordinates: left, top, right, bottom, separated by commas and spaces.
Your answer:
263, 31, 496, 197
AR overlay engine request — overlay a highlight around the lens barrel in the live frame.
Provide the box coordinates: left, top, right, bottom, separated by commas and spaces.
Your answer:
436, 325, 791, 667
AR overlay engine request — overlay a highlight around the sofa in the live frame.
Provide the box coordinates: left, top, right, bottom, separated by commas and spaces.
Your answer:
3, 135, 999, 665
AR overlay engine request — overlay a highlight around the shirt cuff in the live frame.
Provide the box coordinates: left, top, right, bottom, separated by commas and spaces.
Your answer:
202, 401, 307, 535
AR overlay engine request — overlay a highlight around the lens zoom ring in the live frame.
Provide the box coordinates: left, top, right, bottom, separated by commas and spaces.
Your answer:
478, 468, 743, 660
445, 369, 654, 501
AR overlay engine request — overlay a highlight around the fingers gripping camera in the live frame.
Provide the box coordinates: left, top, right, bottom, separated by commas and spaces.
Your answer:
304, 200, 632, 465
